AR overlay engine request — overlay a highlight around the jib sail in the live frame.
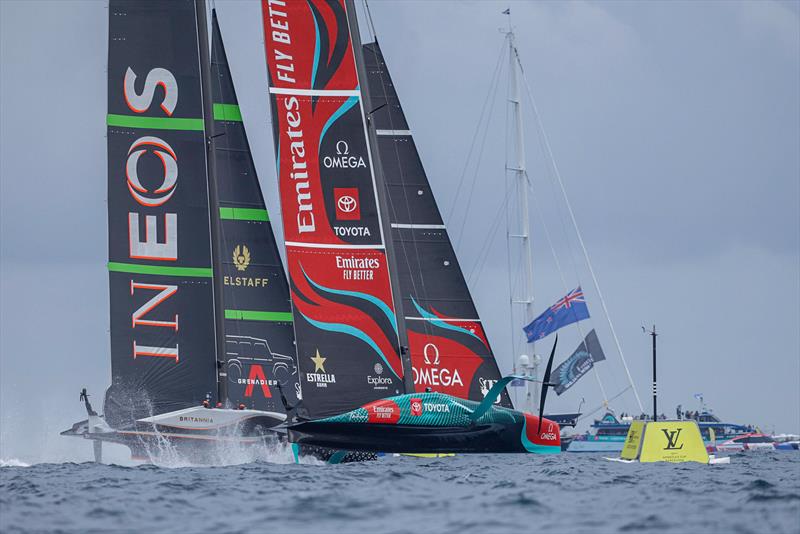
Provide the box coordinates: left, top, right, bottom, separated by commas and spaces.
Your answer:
105, 0, 217, 425
361, 42, 512, 407
210, 12, 300, 412
263, 0, 405, 418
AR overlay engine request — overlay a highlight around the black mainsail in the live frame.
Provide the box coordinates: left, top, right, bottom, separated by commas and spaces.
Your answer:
361, 42, 512, 407
105, 0, 218, 425
66, 4, 300, 462
211, 12, 300, 413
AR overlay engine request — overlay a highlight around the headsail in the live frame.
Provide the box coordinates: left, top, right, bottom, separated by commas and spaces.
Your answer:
361, 42, 512, 407
263, 0, 405, 417
211, 12, 299, 412
105, 0, 217, 426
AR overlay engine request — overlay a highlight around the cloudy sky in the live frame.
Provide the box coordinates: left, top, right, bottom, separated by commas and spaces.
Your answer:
1, 0, 798, 463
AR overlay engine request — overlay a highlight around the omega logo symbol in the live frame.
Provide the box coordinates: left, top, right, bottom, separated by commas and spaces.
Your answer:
423, 343, 440, 365
336, 140, 349, 155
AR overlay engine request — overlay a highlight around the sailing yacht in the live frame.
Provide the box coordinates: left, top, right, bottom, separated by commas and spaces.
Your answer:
63, 1, 301, 462
263, 0, 561, 455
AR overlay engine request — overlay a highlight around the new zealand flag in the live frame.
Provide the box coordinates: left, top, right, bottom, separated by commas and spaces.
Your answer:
523, 287, 590, 342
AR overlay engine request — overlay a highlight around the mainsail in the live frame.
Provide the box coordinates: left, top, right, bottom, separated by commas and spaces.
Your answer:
210, 12, 299, 412
361, 42, 512, 407
105, 0, 217, 425
263, 0, 405, 417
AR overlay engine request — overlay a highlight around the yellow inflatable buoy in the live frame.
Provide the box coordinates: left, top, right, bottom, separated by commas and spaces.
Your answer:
613, 420, 728, 464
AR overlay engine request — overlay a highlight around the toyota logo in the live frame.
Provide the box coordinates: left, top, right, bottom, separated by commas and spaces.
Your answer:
337, 195, 357, 213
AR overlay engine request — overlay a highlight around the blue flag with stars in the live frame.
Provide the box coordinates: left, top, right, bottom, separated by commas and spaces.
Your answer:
523, 287, 590, 342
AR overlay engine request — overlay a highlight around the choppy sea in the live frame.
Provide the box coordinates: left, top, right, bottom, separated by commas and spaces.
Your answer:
1, 449, 798, 533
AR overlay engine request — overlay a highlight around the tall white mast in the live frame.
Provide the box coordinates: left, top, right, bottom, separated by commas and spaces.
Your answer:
506, 22, 537, 412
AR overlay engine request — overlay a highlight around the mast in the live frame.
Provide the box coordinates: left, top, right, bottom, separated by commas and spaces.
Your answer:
195, 0, 228, 405
506, 23, 537, 411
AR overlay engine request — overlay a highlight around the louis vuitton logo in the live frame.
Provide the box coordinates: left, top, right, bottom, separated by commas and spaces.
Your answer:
662, 428, 684, 450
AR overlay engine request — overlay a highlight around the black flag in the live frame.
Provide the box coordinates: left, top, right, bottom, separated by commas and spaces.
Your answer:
552, 329, 606, 395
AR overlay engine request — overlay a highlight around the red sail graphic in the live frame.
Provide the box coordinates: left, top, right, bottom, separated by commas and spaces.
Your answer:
263, 0, 404, 418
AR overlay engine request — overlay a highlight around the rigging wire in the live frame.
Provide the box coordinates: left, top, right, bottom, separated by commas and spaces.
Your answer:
504, 39, 611, 405
530, 176, 609, 403
466, 185, 516, 286
517, 58, 645, 413
452, 45, 506, 251
446, 40, 507, 223
577, 385, 634, 422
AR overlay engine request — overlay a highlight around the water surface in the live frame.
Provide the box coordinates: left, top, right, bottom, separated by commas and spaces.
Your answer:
1, 451, 798, 533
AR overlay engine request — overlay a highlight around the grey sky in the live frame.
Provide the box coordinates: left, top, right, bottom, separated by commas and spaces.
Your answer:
1, 0, 798, 463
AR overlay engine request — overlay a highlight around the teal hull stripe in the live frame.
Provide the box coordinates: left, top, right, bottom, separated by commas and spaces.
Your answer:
319, 95, 359, 146
299, 311, 399, 379
107, 114, 204, 131
108, 262, 212, 278
411, 297, 481, 342
302, 266, 397, 333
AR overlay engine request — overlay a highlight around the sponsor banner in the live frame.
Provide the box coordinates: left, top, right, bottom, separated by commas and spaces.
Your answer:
288, 246, 402, 417
108, 272, 217, 414
106, 0, 216, 419
407, 321, 511, 407
639, 421, 709, 464
407, 331, 482, 400
262, 0, 357, 91
363, 399, 401, 424
410, 397, 423, 416
270, 91, 382, 245
224, 320, 299, 412
219, 230, 290, 310
523, 413, 561, 449
621, 420, 645, 460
